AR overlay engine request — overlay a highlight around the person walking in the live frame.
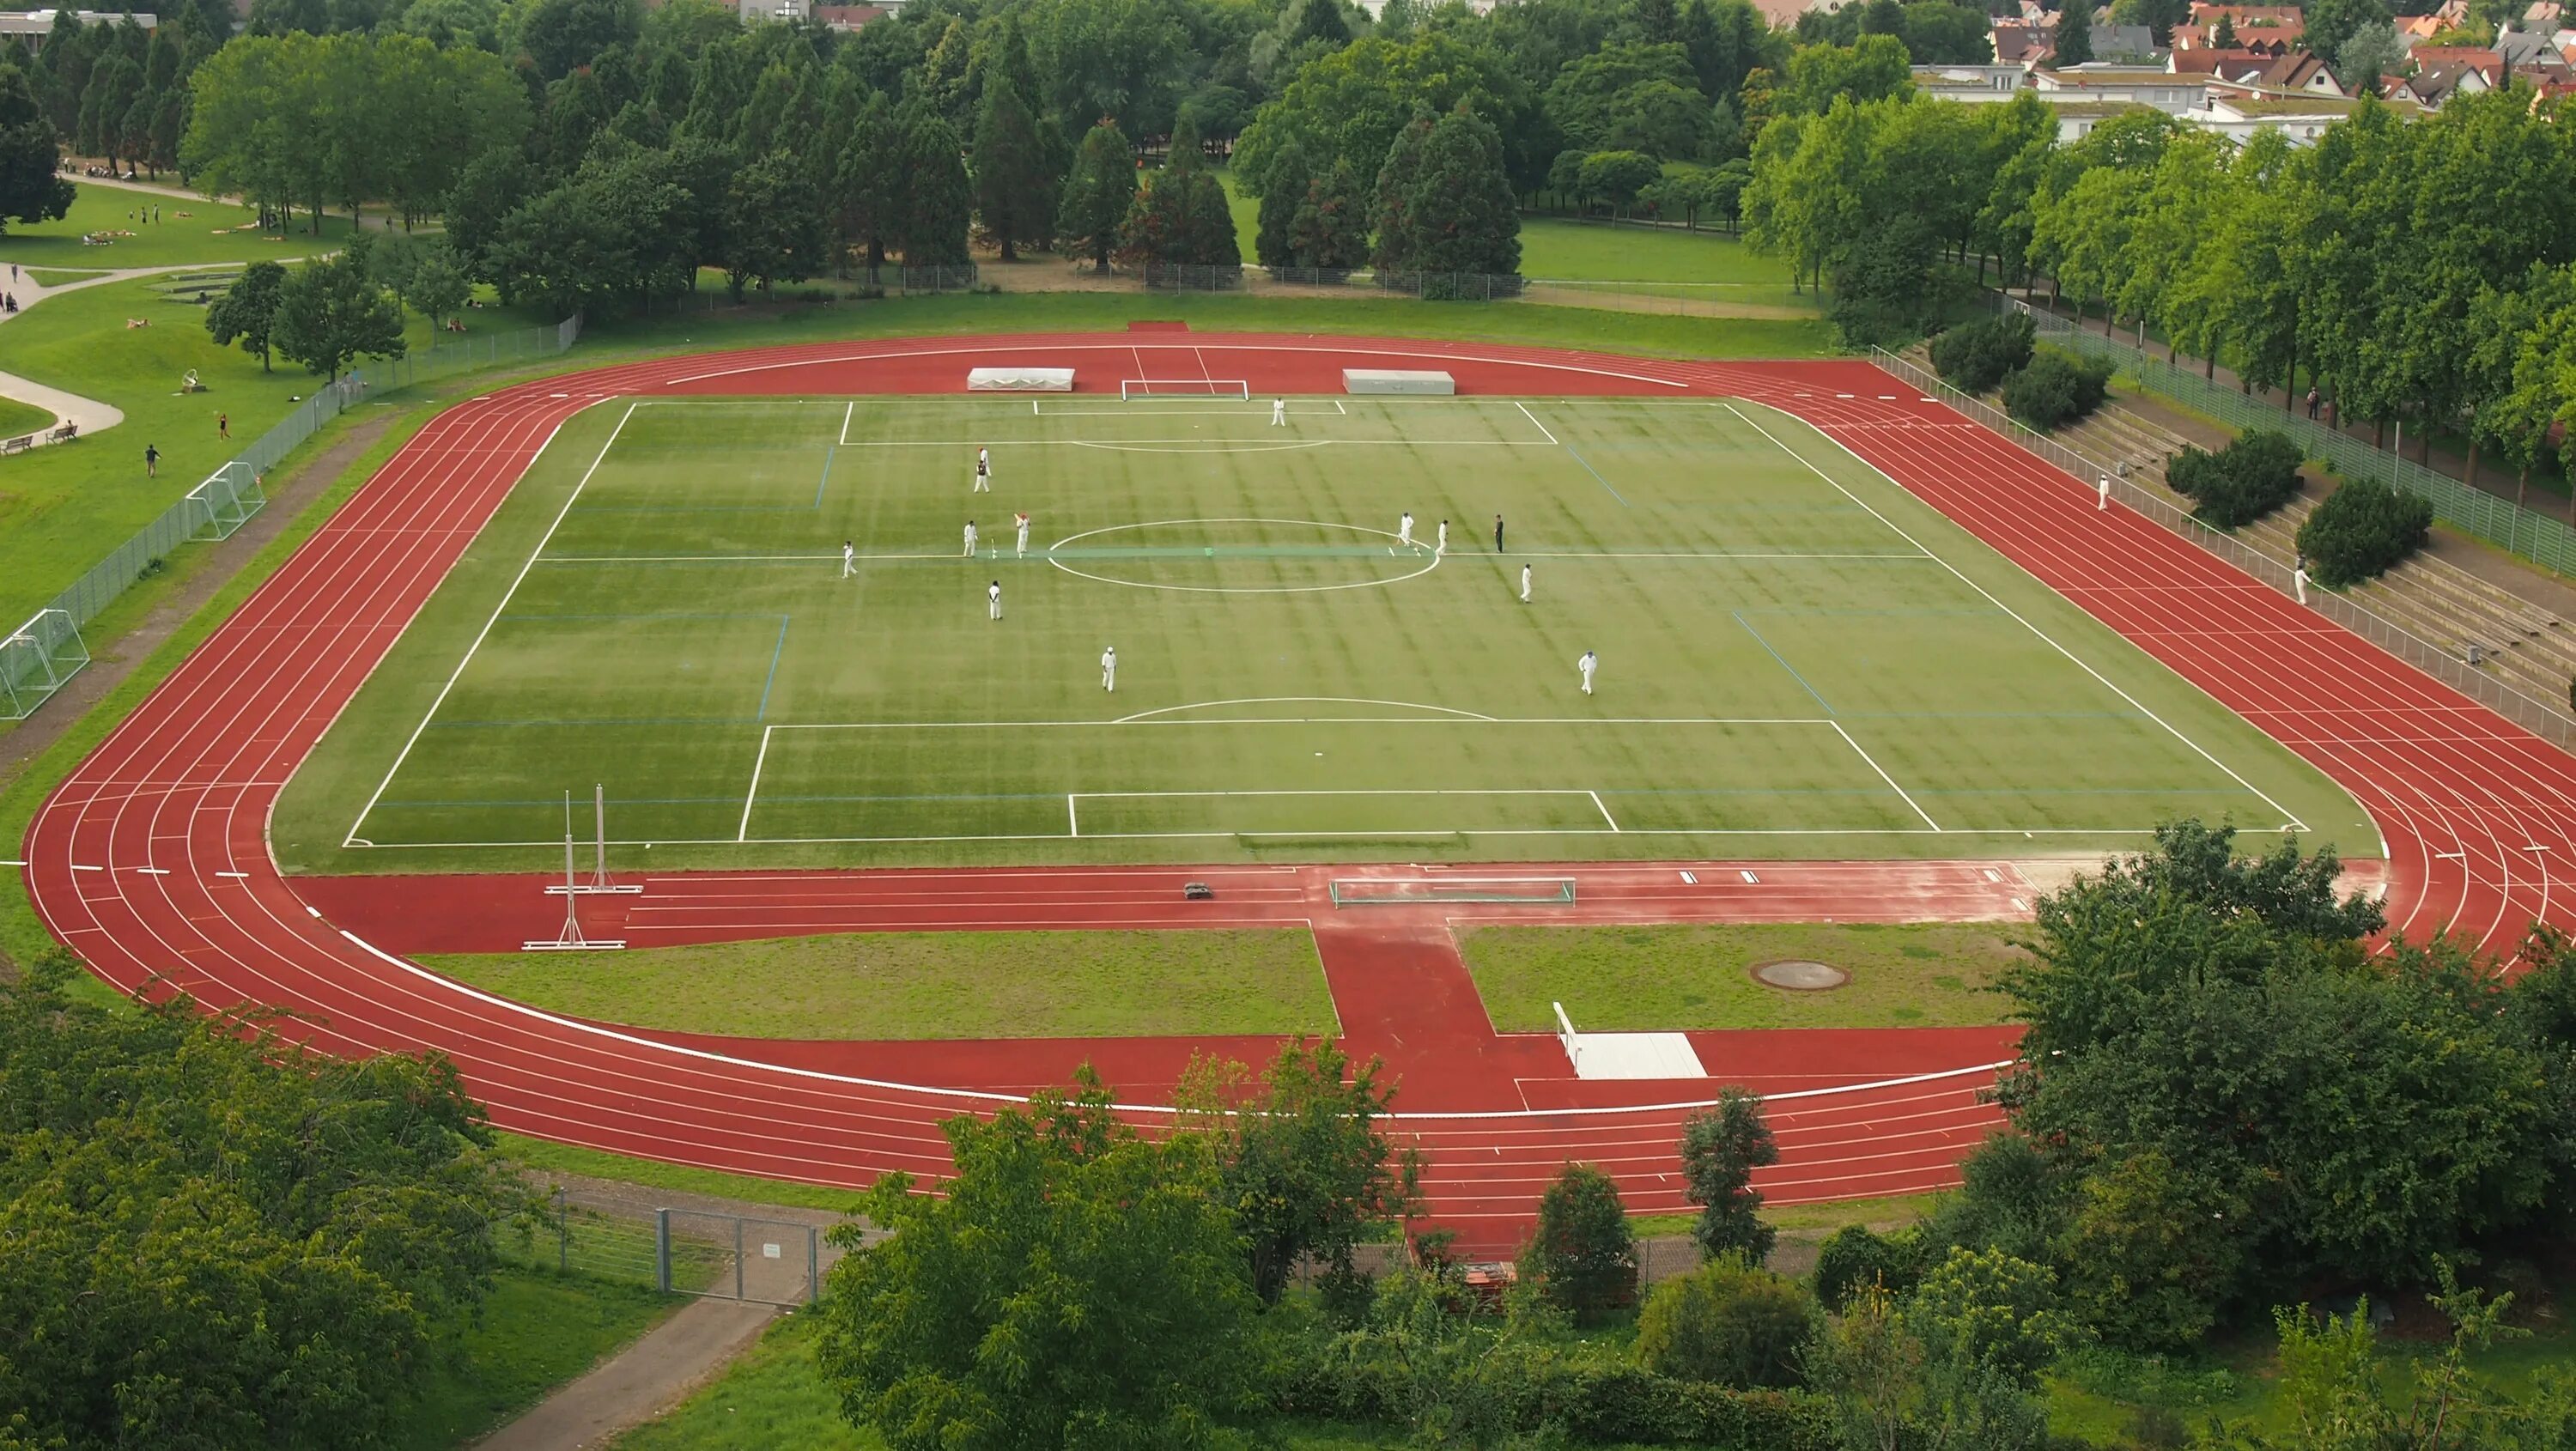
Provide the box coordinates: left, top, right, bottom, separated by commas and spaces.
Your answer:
2293, 558, 2310, 605
988, 580, 1004, 620
1100, 645, 1117, 692
1577, 649, 1597, 695
2305, 386, 2321, 420
1520, 563, 1532, 603
216, 412, 229, 440
144, 443, 160, 478
1493, 513, 1504, 552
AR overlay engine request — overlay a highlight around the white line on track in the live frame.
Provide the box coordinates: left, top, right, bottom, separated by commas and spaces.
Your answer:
344, 403, 641, 847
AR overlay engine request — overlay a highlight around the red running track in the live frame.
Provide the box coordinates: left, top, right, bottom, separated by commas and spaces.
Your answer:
22, 332, 2576, 1245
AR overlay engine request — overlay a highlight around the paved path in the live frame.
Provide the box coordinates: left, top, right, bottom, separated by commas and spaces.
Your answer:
0, 367, 121, 439
473, 1298, 780, 1451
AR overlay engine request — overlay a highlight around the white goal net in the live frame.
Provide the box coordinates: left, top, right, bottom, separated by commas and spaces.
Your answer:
1119, 379, 1252, 400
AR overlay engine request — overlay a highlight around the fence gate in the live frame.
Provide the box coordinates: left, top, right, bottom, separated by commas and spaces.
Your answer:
656, 1208, 839, 1306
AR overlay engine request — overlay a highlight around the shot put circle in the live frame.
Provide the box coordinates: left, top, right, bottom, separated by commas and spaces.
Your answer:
1752, 959, 1850, 991
1045, 518, 1443, 595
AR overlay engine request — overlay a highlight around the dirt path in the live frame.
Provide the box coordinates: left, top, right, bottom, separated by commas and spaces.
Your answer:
0, 406, 407, 781
473, 1298, 781, 1451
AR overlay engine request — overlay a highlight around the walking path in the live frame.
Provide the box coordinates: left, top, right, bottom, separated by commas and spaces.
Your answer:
474, 1298, 780, 1451
0, 260, 224, 445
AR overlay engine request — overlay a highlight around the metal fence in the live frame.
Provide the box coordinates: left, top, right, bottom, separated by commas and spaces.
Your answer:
1996, 294, 2576, 577
498, 1187, 851, 1307
1, 315, 578, 722
1873, 348, 2576, 750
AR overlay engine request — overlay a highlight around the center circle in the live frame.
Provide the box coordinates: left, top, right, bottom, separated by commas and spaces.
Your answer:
1045, 517, 1444, 595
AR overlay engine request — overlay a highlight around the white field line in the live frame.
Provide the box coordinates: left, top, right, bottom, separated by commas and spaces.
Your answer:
1588, 789, 1621, 831
1722, 401, 2310, 834
767, 716, 1837, 731
838, 400, 854, 445
1066, 793, 1078, 837
1831, 721, 1941, 831
737, 724, 773, 841
344, 402, 638, 848
345, 825, 2172, 851
1514, 400, 1560, 446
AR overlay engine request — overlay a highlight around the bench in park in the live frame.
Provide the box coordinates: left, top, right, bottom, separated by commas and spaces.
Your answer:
2, 435, 31, 455
48, 422, 77, 444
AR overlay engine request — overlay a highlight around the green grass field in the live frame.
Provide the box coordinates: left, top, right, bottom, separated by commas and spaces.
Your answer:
426, 928, 1334, 1039
271, 388, 2368, 874
1461, 923, 2026, 1032
398, 1266, 679, 1450
0, 396, 52, 439
0, 181, 358, 270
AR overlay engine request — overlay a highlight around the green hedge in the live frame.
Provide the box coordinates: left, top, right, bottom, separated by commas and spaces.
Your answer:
2295, 477, 2433, 587
1273, 1332, 1835, 1450
2166, 428, 2305, 529
2000, 350, 2112, 432
1929, 314, 2036, 395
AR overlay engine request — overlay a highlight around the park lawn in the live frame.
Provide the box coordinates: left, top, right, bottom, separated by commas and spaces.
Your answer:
397, 1265, 683, 1451
1460, 923, 2027, 1033
0, 181, 358, 270
0, 396, 53, 438
1517, 216, 1789, 286
0, 273, 554, 630
423, 929, 1337, 1040
24, 267, 106, 286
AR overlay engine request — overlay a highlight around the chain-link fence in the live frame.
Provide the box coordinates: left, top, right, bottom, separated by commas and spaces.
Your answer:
496, 1186, 852, 1307
1996, 294, 2576, 578
2, 315, 579, 723
1874, 348, 2576, 750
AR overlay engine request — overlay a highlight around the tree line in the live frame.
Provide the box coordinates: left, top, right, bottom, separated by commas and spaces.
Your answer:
1737, 70, 2576, 491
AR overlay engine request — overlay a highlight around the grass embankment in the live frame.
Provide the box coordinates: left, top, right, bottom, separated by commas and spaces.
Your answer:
0, 397, 53, 438
426, 929, 1337, 1040
400, 1266, 681, 1450
1461, 923, 2026, 1033
0, 181, 360, 270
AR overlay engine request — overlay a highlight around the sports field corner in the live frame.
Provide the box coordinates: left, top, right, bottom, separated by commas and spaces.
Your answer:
23, 325, 2573, 1245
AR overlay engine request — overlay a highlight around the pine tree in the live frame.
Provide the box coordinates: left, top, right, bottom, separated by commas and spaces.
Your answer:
893, 103, 972, 269
1166, 107, 1205, 173
971, 76, 1053, 261
1183, 167, 1239, 264
1370, 112, 1434, 273
1636, 0, 1680, 44
1055, 120, 1135, 272
1289, 0, 1352, 47
1255, 139, 1309, 270
1289, 156, 1369, 270
2054, 0, 2096, 64
2212, 10, 2238, 46
834, 91, 898, 282
1400, 104, 1522, 284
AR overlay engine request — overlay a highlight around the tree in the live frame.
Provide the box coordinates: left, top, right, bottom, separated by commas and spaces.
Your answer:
1577, 149, 1662, 220
832, 90, 899, 282
0, 61, 74, 236
722, 148, 825, 298
1054, 119, 1135, 273
1783, 33, 1912, 113
969, 76, 1052, 261
516, 0, 641, 82
1522, 1163, 1636, 1325
2211, 9, 2238, 46
1635, 1257, 1818, 1387
1895, 1248, 2079, 1449
890, 103, 971, 268
2301, 0, 2392, 72
1679, 1087, 1779, 1264
205, 260, 288, 371
1382, 104, 1522, 284
1288, 156, 1369, 270
1194, 1040, 1420, 1306
407, 248, 471, 329
2336, 22, 2405, 88
1234, 33, 1546, 204
1027, 0, 1189, 135
2052, 1147, 2245, 1350
0, 962, 530, 1451
271, 253, 406, 381
1255, 137, 1310, 269
2052, 0, 2094, 64
815, 1067, 1264, 1451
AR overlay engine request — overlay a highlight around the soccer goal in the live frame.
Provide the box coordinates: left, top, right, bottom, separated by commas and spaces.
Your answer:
186, 461, 268, 541
0, 609, 91, 720
1327, 877, 1578, 907
1120, 379, 1252, 401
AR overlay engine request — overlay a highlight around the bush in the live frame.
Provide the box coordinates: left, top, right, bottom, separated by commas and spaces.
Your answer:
1929, 314, 2038, 394
2165, 428, 2305, 529
2295, 477, 2433, 587
1523, 1164, 1637, 1325
1636, 1257, 1819, 1388
1999, 350, 2112, 432
1811, 1224, 1930, 1311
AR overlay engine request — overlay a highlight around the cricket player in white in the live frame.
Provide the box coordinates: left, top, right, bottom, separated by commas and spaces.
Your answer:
1436, 519, 1449, 557
988, 580, 1003, 619
1015, 512, 1030, 558
1100, 646, 1117, 691
841, 540, 856, 578
1578, 649, 1597, 695
1272, 398, 1287, 426
2099, 474, 2110, 510
2293, 560, 2310, 604
963, 519, 979, 556
1398, 512, 1414, 548
974, 447, 992, 492
1521, 563, 1532, 603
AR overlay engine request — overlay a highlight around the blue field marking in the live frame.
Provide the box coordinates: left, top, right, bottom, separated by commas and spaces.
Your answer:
814, 446, 836, 507
756, 618, 790, 722
1560, 443, 1629, 506
1731, 610, 1834, 714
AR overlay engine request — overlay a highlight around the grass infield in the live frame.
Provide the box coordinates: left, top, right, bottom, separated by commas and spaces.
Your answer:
425, 928, 1334, 1040
274, 388, 2366, 874
1460, 922, 2026, 1033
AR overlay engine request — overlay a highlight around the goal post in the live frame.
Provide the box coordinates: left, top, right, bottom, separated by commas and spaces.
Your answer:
1119, 379, 1252, 401
0, 609, 91, 720
1327, 877, 1577, 907
186, 461, 268, 542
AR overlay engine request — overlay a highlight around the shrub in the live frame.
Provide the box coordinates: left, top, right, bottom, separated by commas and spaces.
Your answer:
2295, 477, 2433, 587
1811, 1223, 1930, 1311
2165, 428, 2305, 529
1999, 350, 2112, 432
1523, 1164, 1637, 1325
1929, 314, 2038, 394
1636, 1256, 1820, 1388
